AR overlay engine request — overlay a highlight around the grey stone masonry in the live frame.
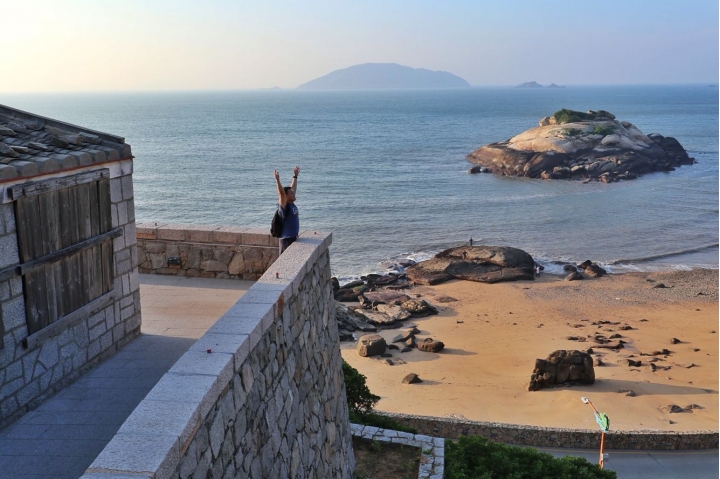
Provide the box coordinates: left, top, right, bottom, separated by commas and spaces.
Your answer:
82, 231, 356, 479
378, 412, 719, 451
136, 224, 279, 280
0, 169, 141, 431
0, 104, 131, 181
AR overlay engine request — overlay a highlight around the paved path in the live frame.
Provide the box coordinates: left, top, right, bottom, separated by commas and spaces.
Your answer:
541, 446, 719, 478
0, 275, 252, 479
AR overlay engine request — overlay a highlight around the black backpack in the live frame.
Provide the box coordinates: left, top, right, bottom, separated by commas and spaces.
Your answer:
270, 205, 284, 238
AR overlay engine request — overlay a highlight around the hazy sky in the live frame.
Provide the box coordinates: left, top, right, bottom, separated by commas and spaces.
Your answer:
2, 0, 718, 92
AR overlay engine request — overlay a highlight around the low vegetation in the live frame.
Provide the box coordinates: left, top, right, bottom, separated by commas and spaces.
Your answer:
445, 435, 617, 479
352, 436, 420, 479
592, 125, 616, 136
553, 108, 614, 125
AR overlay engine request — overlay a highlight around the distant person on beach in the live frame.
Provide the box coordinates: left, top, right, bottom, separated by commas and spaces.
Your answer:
274, 166, 300, 254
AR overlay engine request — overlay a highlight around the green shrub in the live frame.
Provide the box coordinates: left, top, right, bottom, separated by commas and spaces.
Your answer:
342, 359, 380, 414
592, 125, 616, 136
445, 435, 617, 479
553, 109, 595, 124
343, 360, 418, 434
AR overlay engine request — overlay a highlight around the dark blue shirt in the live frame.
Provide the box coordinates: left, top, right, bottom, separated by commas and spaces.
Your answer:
279, 203, 299, 239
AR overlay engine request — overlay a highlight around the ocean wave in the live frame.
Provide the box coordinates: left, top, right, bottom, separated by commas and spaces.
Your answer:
608, 243, 719, 265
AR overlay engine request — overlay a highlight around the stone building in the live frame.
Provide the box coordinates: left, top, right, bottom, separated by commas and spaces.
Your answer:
0, 104, 140, 428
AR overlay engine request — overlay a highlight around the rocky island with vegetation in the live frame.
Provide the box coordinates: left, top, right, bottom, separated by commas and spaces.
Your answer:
467, 109, 694, 183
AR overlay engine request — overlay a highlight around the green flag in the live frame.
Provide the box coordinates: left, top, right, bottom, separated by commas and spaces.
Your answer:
594, 412, 610, 432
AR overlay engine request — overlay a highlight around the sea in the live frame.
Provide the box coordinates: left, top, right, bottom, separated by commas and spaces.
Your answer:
3, 85, 718, 281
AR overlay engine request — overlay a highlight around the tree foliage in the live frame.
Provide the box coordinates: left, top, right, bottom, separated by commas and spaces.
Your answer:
445, 435, 617, 479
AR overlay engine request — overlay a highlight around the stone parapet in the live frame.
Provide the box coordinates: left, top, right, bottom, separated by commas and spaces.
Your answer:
82, 231, 356, 478
136, 223, 279, 280
378, 412, 719, 450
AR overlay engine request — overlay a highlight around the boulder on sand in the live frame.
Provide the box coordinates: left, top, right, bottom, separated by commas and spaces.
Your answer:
356, 334, 387, 357
406, 245, 535, 285
528, 350, 595, 391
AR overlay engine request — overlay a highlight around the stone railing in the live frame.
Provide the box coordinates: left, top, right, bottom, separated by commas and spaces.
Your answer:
380, 413, 719, 450
82, 232, 355, 478
136, 223, 278, 280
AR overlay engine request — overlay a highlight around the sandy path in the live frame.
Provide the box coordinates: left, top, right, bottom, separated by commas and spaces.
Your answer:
340, 269, 718, 432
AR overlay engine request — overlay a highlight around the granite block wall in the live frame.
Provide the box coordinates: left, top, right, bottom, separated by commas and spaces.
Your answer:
83, 232, 355, 479
381, 413, 719, 450
136, 224, 278, 280
0, 168, 141, 430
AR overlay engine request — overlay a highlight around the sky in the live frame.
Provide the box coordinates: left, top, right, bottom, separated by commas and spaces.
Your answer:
1, 0, 718, 92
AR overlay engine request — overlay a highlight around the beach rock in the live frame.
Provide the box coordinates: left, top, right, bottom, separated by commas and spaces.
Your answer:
670, 337, 681, 344
627, 359, 642, 367
402, 373, 422, 384
528, 350, 595, 391
661, 404, 686, 414
356, 334, 387, 357
565, 271, 583, 281
418, 338, 445, 353
584, 263, 607, 277
467, 109, 694, 182
335, 302, 377, 332
375, 304, 412, 321
335, 283, 368, 301
362, 291, 411, 305
400, 299, 438, 316
563, 264, 578, 272
364, 273, 400, 286
406, 245, 535, 285
391, 330, 415, 343
353, 309, 397, 326
577, 260, 593, 269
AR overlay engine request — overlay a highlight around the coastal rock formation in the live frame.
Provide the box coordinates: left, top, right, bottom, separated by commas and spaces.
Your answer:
528, 350, 595, 391
467, 109, 694, 183
406, 245, 535, 285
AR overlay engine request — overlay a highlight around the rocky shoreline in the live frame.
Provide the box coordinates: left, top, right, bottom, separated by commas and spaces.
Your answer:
467, 109, 694, 183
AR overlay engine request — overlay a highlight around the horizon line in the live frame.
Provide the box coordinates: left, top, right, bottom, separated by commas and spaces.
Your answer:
1, 82, 717, 95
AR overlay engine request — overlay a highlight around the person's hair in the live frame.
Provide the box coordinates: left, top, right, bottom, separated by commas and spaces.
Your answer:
284, 186, 292, 194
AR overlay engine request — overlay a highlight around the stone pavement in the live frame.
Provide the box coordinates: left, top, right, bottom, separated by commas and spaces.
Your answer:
0, 274, 252, 479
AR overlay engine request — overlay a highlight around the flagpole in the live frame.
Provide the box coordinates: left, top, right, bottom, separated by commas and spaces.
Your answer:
581, 397, 608, 470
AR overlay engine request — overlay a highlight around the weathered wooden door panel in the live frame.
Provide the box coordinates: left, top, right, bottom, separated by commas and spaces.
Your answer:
16, 176, 115, 336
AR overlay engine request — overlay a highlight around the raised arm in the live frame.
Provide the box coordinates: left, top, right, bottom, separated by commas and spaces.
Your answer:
274, 169, 287, 208
290, 166, 300, 194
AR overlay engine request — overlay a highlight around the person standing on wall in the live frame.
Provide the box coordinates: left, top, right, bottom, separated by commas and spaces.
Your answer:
274, 166, 300, 254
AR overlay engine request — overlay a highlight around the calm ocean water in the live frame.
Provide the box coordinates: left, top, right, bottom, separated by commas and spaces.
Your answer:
4, 86, 718, 280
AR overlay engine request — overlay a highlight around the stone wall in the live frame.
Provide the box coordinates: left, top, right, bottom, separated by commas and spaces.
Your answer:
136, 223, 278, 280
0, 163, 141, 430
380, 413, 719, 450
83, 232, 356, 479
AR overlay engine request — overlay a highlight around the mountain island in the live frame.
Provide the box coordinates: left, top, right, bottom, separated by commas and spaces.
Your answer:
467, 109, 694, 183
297, 63, 470, 90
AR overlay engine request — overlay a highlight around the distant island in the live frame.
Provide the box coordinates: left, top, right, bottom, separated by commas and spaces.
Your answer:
297, 63, 471, 90
517, 81, 565, 88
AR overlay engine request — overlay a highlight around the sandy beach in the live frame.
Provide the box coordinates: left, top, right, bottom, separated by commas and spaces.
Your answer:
340, 269, 718, 432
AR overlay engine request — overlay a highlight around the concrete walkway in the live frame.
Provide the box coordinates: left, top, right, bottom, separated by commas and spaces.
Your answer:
0, 275, 252, 479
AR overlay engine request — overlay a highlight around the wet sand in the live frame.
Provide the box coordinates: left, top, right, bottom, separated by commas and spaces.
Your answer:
340, 269, 718, 432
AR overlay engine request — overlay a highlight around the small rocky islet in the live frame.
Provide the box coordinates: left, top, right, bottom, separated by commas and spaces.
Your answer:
467, 109, 694, 183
